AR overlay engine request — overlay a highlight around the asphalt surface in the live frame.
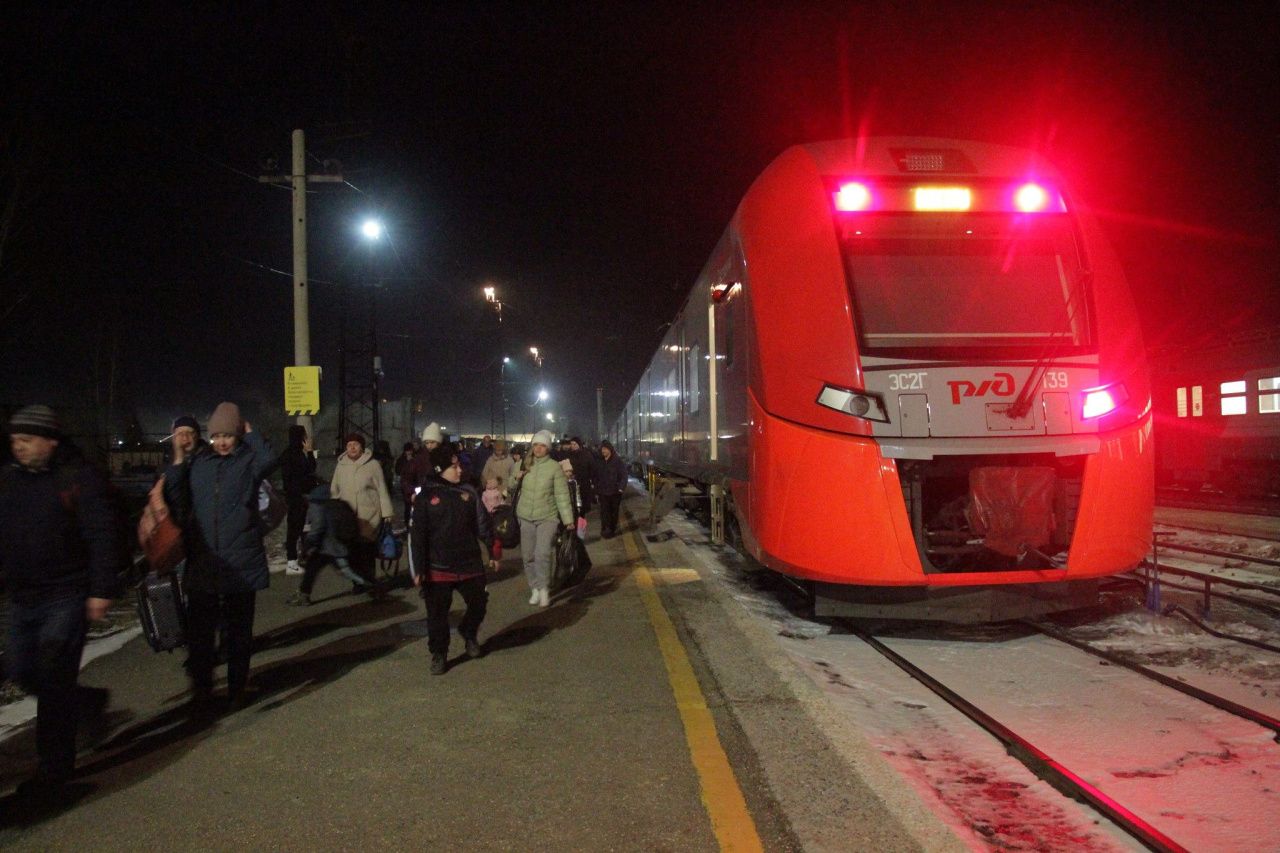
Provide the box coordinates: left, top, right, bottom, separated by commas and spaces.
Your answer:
0, 491, 962, 851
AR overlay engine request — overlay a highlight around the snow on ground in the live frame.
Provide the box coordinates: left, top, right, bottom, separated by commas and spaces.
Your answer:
664, 510, 1280, 852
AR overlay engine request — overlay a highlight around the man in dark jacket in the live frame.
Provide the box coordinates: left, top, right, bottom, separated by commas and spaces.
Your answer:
409, 444, 492, 675
275, 424, 317, 575
164, 402, 273, 709
566, 437, 596, 519
593, 441, 629, 539
0, 405, 121, 792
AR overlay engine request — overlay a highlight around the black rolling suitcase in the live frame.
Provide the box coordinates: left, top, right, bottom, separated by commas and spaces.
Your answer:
137, 571, 187, 652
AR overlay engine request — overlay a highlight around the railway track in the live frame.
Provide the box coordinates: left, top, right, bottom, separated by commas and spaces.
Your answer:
848, 621, 1280, 852
1156, 490, 1280, 518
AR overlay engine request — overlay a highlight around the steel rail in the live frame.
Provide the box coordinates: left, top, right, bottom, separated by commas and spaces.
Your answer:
1157, 541, 1280, 570
1155, 521, 1280, 545
1029, 621, 1280, 735
1116, 573, 1280, 619
1140, 560, 1280, 598
849, 624, 1187, 853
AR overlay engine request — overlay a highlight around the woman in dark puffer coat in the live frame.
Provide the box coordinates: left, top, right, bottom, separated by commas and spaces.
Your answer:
164, 402, 274, 709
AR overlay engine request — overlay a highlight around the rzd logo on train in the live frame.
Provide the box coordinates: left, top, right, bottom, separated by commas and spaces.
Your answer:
947, 372, 1015, 405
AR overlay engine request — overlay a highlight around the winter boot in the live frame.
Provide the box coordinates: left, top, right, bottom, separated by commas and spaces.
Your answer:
430, 653, 447, 676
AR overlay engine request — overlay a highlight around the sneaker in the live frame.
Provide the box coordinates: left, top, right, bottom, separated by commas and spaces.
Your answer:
464, 637, 485, 659
430, 653, 447, 676
529, 590, 539, 605
285, 560, 303, 575
286, 593, 312, 606
537, 588, 550, 607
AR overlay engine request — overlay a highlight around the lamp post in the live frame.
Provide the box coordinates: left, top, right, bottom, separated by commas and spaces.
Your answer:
483, 285, 505, 436
339, 217, 384, 447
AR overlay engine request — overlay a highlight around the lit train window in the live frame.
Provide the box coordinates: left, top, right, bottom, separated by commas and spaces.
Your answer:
1220, 380, 1247, 416
1176, 387, 1188, 417
1260, 376, 1280, 414
1192, 386, 1203, 417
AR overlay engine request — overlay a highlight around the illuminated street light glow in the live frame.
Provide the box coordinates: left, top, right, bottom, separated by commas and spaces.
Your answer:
361, 219, 384, 240
538, 389, 549, 402
483, 285, 496, 302
545, 412, 554, 421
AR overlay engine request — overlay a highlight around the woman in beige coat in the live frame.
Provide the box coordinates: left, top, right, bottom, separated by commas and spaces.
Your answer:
330, 432, 394, 586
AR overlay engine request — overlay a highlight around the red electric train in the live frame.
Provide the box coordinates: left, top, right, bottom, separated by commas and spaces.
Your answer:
611, 137, 1153, 621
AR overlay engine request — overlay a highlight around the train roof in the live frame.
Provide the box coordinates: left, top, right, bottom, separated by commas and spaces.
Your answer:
792, 137, 1063, 181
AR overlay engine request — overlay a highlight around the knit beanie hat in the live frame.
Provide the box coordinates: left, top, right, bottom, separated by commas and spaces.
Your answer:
8, 404, 62, 439
171, 414, 200, 434
531, 429, 555, 449
421, 422, 443, 444
207, 402, 243, 436
427, 443, 456, 477
344, 432, 366, 449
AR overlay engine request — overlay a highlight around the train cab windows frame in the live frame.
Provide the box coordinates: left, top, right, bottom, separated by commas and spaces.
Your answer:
833, 192, 1095, 360
1258, 376, 1280, 414
1220, 379, 1247, 416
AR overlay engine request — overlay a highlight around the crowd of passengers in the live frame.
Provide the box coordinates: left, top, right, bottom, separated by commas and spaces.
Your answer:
0, 403, 630, 801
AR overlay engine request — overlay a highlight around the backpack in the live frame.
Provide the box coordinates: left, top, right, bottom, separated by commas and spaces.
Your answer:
326, 499, 359, 544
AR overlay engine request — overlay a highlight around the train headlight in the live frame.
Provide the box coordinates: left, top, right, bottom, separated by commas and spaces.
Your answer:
1081, 383, 1130, 419
817, 384, 891, 423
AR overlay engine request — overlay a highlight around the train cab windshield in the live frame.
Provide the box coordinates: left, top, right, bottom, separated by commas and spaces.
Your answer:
838, 208, 1092, 356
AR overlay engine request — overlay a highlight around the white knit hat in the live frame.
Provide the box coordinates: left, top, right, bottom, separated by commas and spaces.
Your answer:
421, 422, 443, 443
531, 429, 555, 448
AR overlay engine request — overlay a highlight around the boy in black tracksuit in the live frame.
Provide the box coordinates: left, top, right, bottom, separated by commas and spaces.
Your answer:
409, 444, 492, 675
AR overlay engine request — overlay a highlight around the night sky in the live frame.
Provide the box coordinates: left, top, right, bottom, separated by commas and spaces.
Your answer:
2, 3, 1277, 444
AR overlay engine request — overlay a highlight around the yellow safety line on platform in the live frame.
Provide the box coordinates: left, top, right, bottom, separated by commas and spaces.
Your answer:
623, 530, 764, 853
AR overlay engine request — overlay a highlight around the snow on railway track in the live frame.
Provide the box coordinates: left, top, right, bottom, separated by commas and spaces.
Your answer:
854, 623, 1280, 852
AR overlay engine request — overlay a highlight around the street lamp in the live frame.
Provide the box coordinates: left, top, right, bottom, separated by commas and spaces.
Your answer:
339, 217, 385, 446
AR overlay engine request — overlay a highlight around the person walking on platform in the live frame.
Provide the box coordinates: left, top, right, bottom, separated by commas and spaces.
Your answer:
275, 424, 316, 575
409, 444, 492, 675
593, 440, 628, 539
394, 441, 416, 522
472, 434, 495, 477
515, 429, 574, 607
480, 439, 517, 492
330, 433, 394, 589
286, 484, 377, 605
164, 402, 273, 710
403, 421, 444, 505
167, 414, 208, 469
1, 405, 121, 796
566, 436, 596, 519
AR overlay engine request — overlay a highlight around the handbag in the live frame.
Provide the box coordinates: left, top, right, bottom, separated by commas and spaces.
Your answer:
258, 480, 288, 532
137, 476, 185, 575
378, 520, 403, 560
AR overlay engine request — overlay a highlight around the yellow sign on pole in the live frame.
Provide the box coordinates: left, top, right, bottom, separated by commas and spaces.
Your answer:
284, 366, 321, 415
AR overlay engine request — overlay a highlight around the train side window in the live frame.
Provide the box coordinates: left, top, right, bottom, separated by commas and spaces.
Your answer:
1191, 385, 1203, 417
1260, 376, 1280, 414
1220, 380, 1247, 416
1176, 387, 1188, 418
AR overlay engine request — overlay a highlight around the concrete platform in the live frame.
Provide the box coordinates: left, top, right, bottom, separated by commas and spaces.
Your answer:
0, 490, 963, 851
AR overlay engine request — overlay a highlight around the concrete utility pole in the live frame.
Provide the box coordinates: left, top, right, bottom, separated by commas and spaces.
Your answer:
259, 129, 343, 435
596, 386, 605, 442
